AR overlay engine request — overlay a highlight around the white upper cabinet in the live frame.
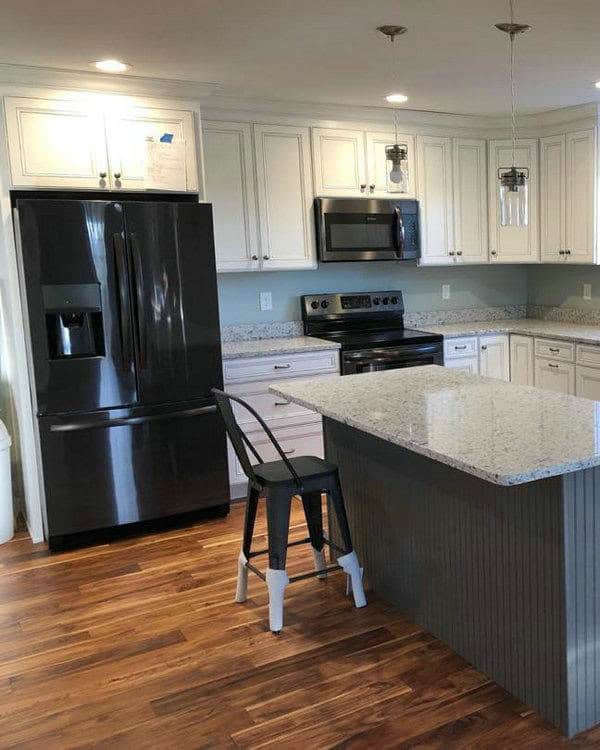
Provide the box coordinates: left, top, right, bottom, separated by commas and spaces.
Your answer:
311, 128, 366, 197
5, 97, 109, 189
565, 129, 596, 263
254, 124, 316, 270
203, 121, 259, 273
452, 138, 488, 264
479, 334, 510, 381
488, 139, 539, 263
4, 96, 198, 192
365, 130, 416, 198
540, 134, 566, 262
105, 106, 198, 191
417, 135, 455, 265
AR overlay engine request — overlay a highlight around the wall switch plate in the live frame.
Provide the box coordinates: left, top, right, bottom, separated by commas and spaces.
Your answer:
259, 291, 273, 311
442, 284, 451, 300
583, 283, 592, 301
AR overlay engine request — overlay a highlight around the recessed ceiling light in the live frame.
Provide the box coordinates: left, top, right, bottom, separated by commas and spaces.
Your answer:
92, 59, 131, 74
385, 93, 408, 104
595, 81, 600, 89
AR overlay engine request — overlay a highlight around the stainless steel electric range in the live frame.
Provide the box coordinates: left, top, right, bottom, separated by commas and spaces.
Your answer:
302, 291, 443, 375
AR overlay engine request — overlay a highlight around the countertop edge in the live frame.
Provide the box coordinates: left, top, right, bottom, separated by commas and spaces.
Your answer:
221, 337, 341, 360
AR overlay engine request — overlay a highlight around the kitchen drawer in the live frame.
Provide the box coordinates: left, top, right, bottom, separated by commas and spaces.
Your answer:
576, 344, 600, 369
444, 337, 478, 359
226, 377, 333, 431
223, 349, 339, 383
534, 337, 574, 362
534, 358, 575, 395
227, 423, 324, 496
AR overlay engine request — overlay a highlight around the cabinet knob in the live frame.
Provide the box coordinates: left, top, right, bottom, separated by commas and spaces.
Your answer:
263, 255, 270, 260
449, 251, 455, 256
559, 250, 565, 255
114, 172, 121, 180
491, 251, 497, 256
456, 251, 463, 256
251, 255, 258, 261
566, 249, 571, 255
369, 184, 375, 192
99, 171, 107, 179
360, 184, 367, 193
481, 345, 487, 350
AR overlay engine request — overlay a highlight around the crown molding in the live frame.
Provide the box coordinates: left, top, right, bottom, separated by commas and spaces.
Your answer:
0, 63, 221, 101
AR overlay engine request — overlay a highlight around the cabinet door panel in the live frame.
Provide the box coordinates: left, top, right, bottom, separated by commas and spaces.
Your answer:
453, 138, 488, 263
417, 135, 454, 265
510, 335, 534, 386
479, 334, 510, 381
445, 356, 479, 375
254, 124, 316, 270
311, 128, 366, 197
105, 107, 198, 191
5, 97, 108, 188
576, 365, 600, 401
488, 139, 539, 263
365, 130, 415, 198
534, 359, 575, 395
566, 129, 596, 263
540, 135, 565, 262
203, 121, 259, 272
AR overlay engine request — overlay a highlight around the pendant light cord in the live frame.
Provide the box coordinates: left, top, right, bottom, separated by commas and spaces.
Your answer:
509, 0, 518, 167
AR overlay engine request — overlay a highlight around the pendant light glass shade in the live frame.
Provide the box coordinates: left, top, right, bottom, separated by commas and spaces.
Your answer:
385, 144, 409, 193
499, 167, 528, 227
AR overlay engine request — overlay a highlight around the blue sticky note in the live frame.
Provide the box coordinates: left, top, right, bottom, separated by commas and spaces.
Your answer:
160, 133, 174, 143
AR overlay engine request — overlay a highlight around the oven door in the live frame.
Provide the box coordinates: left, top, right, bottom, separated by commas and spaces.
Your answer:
342, 343, 443, 375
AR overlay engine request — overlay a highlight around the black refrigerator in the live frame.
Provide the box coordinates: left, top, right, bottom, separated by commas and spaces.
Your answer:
16, 198, 228, 547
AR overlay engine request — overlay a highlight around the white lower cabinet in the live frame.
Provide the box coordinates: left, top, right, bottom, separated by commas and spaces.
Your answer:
479, 334, 510, 381
510, 335, 534, 386
445, 356, 479, 375
223, 349, 340, 498
576, 365, 600, 401
534, 358, 575, 395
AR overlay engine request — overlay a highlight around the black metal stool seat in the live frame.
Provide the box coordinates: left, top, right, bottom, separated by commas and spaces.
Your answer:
212, 388, 367, 633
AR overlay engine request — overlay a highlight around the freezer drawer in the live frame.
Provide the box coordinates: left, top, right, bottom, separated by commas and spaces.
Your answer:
39, 403, 228, 540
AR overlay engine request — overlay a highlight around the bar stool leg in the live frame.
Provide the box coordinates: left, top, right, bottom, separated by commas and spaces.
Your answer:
265, 489, 292, 632
327, 474, 367, 609
235, 486, 260, 603
301, 491, 327, 579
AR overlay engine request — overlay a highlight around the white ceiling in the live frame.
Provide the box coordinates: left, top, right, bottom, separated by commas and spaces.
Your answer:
2, 0, 600, 115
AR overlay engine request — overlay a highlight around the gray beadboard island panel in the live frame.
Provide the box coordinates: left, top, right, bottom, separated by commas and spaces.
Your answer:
323, 417, 600, 737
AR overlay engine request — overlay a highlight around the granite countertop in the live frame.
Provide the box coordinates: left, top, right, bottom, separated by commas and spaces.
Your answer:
221, 336, 341, 360
270, 365, 600, 486
419, 318, 600, 344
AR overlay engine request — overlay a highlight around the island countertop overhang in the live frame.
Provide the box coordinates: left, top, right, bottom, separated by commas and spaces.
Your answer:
269, 365, 600, 486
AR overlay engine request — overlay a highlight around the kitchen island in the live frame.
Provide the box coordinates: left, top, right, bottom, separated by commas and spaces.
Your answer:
270, 366, 600, 738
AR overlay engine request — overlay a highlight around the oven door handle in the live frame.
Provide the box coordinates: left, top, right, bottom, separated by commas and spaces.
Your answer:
393, 207, 405, 259
344, 344, 441, 361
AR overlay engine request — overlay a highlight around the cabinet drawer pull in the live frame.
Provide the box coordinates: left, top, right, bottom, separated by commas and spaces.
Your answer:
283, 448, 296, 455
274, 363, 291, 370
548, 363, 559, 369
274, 400, 290, 406
548, 347, 560, 353
481, 345, 487, 351
454, 345, 467, 350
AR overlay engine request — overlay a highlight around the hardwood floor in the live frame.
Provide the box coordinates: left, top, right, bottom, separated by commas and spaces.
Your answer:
1, 501, 599, 748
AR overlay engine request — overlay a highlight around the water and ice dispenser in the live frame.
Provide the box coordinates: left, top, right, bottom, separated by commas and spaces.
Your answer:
43, 284, 105, 359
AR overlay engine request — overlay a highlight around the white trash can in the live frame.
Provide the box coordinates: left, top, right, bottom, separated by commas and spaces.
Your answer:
0, 419, 13, 544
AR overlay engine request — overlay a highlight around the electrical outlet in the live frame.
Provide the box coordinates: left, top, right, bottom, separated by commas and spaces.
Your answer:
583, 283, 592, 301
442, 284, 451, 300
259, 291, 273, 311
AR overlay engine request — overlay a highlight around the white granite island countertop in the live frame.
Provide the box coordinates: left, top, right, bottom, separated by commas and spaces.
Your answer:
419, 318, 600, 344
221, 336, 340, 360
270, 365, 600, 486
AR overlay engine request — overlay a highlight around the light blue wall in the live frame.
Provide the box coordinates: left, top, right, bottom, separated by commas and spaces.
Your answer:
217, 263, 528, 324
527, 265, 600, 310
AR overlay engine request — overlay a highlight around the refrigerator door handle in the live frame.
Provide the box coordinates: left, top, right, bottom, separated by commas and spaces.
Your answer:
128, 231, 147, 370
49, 404, 217, 432
112, 232, 134, 373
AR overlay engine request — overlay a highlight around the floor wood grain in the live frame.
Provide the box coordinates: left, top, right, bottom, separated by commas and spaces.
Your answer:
1, 501, 599, 748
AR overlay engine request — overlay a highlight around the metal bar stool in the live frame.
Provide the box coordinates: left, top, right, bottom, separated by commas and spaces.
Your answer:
212, 388, 367, 633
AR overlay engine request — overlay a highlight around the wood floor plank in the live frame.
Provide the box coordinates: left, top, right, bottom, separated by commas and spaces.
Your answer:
0, 502, 598, 748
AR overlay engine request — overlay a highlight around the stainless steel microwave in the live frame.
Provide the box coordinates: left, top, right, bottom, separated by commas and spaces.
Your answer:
315, 198, 420, 263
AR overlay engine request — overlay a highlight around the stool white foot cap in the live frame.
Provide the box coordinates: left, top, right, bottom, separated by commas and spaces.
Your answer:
338, 551, 367, 608
312, 546, 327, 579
235, 551, 249, 603
266, 568, 289, 632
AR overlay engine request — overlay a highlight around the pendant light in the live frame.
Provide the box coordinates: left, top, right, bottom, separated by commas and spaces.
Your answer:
377, 25, 410, 194
494, 0, 532, 227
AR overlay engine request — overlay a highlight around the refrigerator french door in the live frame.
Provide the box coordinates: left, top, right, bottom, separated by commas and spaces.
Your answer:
17, 198, 228, 545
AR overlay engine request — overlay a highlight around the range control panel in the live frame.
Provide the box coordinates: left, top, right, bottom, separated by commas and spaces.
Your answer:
302, 291, 404, 317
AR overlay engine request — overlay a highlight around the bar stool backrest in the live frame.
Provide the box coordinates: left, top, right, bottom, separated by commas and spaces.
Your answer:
211, 388, 302, 489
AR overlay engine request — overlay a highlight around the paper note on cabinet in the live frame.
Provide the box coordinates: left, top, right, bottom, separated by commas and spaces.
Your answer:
144, 139, 186, 190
